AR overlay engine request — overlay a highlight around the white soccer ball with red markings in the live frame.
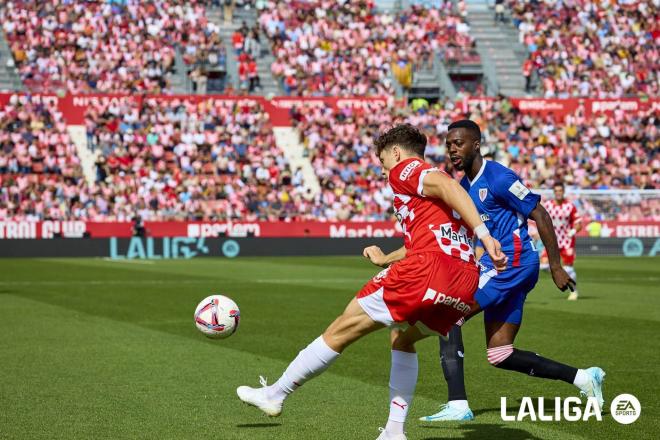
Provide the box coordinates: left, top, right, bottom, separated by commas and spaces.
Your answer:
194, 295, 240, 339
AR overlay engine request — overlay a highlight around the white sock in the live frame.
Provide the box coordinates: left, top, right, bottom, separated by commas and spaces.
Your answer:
563, 266, 578, 294
266, 335, 340, 402
386, 350, 418, 434
448, 399, 469, 410
573, 369, 590, 388
384, 420, 404, 436
563, 265, 576, 281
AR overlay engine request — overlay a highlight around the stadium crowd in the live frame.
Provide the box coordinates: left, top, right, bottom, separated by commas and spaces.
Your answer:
509, 0, 659, 98
291, 96, 658, 220
258, 0, 475, 96
1, 93, 657, 222
85, 97, 305, 221
0, 95, 85, 220
1, 0, 219, 94
3, 0, 655, 99
0, 0, 657, 222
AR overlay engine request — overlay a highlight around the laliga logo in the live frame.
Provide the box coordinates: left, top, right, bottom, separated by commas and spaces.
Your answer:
501, 397, 602, 422
502, 394, 641, 424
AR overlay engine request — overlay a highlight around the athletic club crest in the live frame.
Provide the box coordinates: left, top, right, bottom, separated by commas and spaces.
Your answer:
479, 188, 488, 202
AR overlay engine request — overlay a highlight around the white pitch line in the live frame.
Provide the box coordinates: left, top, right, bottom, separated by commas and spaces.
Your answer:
254, 278, 364, 284
1, 277, 657, 287
0, 278, 365, 287
102, 258, 155, 265
0, 280, 211, 286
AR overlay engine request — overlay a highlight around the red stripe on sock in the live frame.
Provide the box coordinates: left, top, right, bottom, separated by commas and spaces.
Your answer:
487, 345, 514, 365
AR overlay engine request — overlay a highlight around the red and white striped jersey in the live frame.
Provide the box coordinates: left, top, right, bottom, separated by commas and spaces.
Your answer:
388, 158, 476, 264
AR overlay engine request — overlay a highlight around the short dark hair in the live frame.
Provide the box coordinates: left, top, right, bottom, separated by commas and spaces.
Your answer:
374, 123, 427, 157
553, 182, 565, 190
447, 119, 481, 142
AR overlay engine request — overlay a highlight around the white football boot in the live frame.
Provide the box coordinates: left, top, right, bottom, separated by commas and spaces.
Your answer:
578, 367, 606, 411
236, 376, 283, 417
376, 427, 407, 440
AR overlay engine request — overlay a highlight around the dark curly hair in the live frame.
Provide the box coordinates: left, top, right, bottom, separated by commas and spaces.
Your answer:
373, 123, 427, 157
447, 119, 481, 142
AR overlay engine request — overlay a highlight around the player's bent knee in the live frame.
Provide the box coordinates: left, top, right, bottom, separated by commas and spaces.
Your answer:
486, 344, 514, 367
391, 335, 415, 353
390, 326, 423, 353
323, 308, 383, 352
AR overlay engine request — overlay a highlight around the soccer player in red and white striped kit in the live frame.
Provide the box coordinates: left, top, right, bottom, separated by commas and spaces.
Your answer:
542, 183, 582, 300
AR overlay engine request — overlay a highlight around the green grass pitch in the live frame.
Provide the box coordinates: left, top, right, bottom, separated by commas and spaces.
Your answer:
0, 256, 658, 439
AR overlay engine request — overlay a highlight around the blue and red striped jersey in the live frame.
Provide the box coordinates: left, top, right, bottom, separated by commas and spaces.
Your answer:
460, 160, 540, 269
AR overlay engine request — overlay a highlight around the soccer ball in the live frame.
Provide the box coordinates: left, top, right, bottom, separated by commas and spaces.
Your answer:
194, 295, 240, 339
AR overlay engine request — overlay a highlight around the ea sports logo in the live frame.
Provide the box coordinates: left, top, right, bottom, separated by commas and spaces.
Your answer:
610, 394, 641, 424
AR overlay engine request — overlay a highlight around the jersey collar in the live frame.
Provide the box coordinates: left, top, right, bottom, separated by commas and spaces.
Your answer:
468, 159, 487, 187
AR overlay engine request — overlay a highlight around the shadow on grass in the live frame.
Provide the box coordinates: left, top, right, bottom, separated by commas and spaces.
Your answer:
472, 407, 502, 417
421, 423, 543, 440
235, 423, 281, 428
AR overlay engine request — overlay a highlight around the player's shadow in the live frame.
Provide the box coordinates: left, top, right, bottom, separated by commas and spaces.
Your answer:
235, 423, 281, 428
472, 406, 503, 417
422, 423, 543, 440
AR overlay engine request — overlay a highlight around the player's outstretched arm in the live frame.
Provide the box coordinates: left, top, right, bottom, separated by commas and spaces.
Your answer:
422, 171, 507, 270
363, 245, 406, 267
529, 203, 576, 292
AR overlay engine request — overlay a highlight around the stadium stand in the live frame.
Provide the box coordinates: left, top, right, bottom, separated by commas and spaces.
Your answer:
508, 0, 658, 98
291, 96, 658, 220
258, 0, 475, 96
0, 95, 85, 220
290, 100, 465, 220
0, 1, 656, 223
465, 97, 659, 190
86, 97, 305, 221
0, 0, 214, 94
1, 92, 657, 221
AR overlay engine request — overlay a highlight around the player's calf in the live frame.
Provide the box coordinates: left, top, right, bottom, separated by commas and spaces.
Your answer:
486, 345, 578, 383
486, 345, 605, 409
382, 326, 426, 437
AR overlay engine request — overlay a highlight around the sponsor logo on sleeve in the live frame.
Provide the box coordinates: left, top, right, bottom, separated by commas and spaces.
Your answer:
508, 180, 530, 200
399, 160, 422, 181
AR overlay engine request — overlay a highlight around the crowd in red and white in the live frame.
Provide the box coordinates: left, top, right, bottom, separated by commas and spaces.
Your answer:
464, 97, 659, 191
509, 0, 658, 98
258, 0, 475, 96
0, 95, 86, 220
290, 101, 471, 220
85, 97, 305, 221
1, 0, 214, 94
291, 96, 658, 220
1, 93, 657, 221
